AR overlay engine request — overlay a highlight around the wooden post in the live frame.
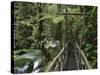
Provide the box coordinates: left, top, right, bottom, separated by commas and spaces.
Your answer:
64, 9, 68, 45
63, 9, 68, 68
79, 9, 86, 49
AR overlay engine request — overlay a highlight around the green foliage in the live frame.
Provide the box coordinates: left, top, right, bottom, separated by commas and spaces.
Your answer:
13, 2, 97, 73
53, 16, 64, 24
38, 14, 55, 22
47, 4, 57, 15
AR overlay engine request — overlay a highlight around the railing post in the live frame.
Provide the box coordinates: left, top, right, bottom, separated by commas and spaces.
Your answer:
64, 9, 68, 45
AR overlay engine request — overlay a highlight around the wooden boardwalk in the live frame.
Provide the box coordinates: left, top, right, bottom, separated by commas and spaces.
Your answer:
65, 41, 78, 70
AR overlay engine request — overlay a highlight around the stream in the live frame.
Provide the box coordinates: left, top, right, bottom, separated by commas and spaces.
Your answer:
14, 40, 60, 73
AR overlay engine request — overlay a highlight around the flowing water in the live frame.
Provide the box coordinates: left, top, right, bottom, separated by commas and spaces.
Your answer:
14, 40, 60, 73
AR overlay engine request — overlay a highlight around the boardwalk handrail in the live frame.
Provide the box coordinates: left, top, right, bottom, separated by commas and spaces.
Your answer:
45, 40, 70, 72
75, 41, 92, 69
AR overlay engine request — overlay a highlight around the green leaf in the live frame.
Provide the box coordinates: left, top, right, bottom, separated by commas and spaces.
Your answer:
38, 14, 55, 22
53, 16, 64, 24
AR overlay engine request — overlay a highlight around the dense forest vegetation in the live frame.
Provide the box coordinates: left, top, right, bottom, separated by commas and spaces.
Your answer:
11, 1, 97, 73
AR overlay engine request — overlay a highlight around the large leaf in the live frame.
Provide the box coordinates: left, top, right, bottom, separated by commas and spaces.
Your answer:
53, 16, 64, 24
38, 14, 55, 22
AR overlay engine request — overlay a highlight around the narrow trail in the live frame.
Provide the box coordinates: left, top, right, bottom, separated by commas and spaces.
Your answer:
65, 41, 78, 70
